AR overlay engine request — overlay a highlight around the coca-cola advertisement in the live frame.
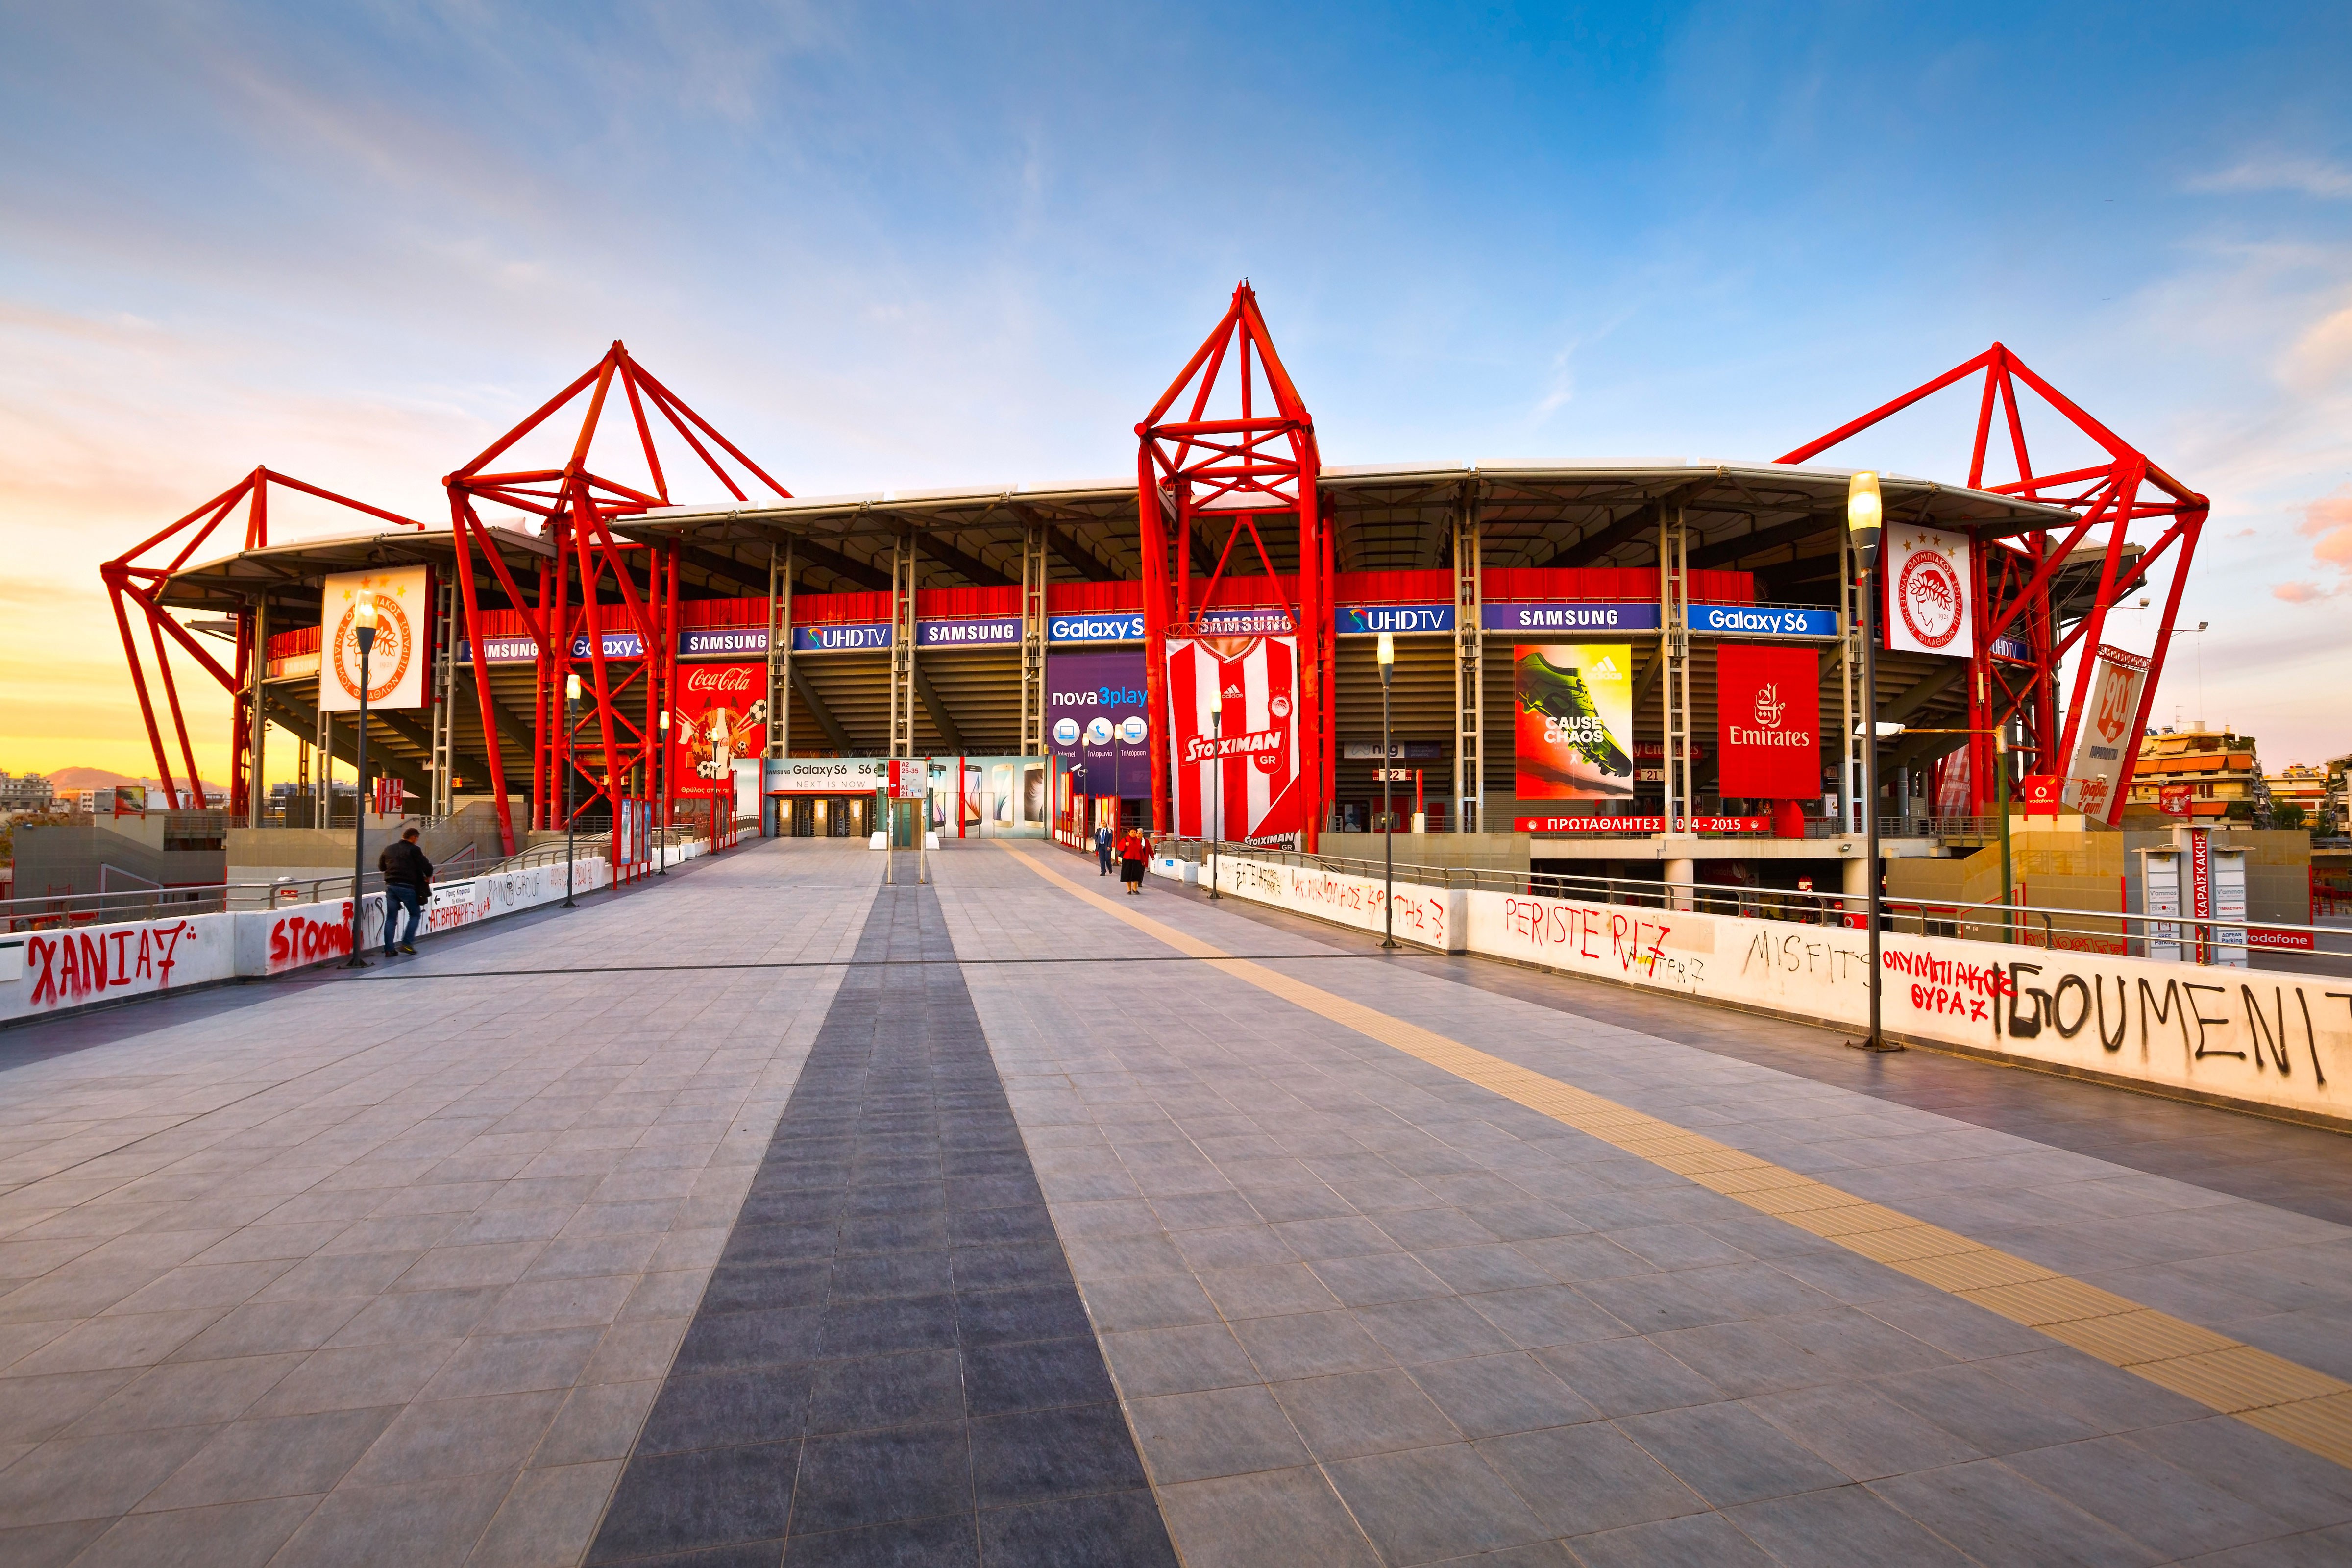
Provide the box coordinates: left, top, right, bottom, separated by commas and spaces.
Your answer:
1715, 644, 1819, 799
670, 663, 768, 799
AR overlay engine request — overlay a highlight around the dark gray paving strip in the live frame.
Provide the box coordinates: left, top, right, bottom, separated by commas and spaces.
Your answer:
1123, 850, 2352, 1228
587, 873, 1177, 1567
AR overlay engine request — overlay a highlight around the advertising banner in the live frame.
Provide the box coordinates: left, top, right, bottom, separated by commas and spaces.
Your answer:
1883, 525, 1974, 658
1048, 612, 1146, 644
2062, 644, 2150, 818
766, 757, 891, 794
1483, 603, 1660, 634
1512, 644, 1633, 802
321, 567, 429, 712
670, 663, 766, 800
1336, 604, 1454, 636
1165, 635, 1305, 841
1715, 644, 1819, 799
1047, 652, 1151, 799
1689, 605, 1839, 639
915, 617, 1022, 649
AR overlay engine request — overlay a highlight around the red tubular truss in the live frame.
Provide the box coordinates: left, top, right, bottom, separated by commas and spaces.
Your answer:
101, 468, 424, 814
1779, 343, 2207, 824
1136, 282, 1329, 846
444, 341, 790, 857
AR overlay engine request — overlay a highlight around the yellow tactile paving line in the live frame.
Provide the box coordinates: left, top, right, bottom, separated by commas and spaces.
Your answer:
998, 844, 2352, 1469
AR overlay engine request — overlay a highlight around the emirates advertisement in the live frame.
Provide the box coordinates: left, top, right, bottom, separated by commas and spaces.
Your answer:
1883, 525, 1975, 659
1512, 644, 1633, 802
2062, 644, 2150, 819
671, 663, 768, 799
1164, 634, 1304, 842
1715, 644, 1820, 799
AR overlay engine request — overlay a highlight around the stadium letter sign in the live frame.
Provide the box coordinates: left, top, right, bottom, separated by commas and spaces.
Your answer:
1715, 644, 1820, 799
1164, 635, 1305, 842
1511, 644, 1634, 802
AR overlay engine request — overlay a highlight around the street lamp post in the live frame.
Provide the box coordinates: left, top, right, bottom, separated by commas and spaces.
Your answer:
656, 709, 670, 875
563, 674, 581, 908
1846, 473, 1896, 1052
342, 592, 377, 968
1379, 632, 1398, 949
1206, 685, 1222, 900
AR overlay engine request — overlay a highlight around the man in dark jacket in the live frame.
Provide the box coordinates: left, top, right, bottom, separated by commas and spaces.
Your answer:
378, 827, 433, 956
1094, 822, 1115, 876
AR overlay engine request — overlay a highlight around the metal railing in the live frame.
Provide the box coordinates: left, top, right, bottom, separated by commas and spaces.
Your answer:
1152, 838, 2352, 969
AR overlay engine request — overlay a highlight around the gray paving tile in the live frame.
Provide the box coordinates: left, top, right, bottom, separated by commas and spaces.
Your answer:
1324, 1441, 1550, 1564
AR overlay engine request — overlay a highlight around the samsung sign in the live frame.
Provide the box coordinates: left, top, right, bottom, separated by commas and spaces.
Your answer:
916, 617, 1022, 648
1688, 604, 1840, 639
1480, 602, 1662, 633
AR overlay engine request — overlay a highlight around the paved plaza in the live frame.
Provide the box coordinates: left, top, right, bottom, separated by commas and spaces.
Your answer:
3, 838, 2352, 1565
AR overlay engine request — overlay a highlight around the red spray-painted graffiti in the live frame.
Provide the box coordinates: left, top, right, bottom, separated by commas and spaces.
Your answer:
24, 921, 196, 1008
1498, 897, 1680, 983
267, 905, 355, 971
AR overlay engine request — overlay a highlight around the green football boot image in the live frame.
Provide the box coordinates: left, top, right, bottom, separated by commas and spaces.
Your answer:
1515, 652, 1632, 775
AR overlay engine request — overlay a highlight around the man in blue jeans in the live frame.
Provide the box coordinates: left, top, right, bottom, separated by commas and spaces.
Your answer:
377, 826, 434, 956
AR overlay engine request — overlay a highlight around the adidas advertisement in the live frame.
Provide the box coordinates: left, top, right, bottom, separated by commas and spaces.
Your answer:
1512, 643, 1634, 802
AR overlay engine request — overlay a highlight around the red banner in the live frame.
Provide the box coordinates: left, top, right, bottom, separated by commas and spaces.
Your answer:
1165, 635, 1304, 841
1715, 644, 1819, 798
2018, 774, 2062, 817
671, 663, 767, 800
2158, 784, 2193, 817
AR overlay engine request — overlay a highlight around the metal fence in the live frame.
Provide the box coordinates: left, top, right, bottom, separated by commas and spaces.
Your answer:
1152, 837, 2352, 969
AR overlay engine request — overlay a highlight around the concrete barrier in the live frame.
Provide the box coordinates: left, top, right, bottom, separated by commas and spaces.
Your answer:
1205, 855, 2352, 1127
3, 855, 614, 1026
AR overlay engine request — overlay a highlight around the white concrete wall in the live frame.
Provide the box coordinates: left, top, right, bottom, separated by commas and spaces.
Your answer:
3, 855, 617, 1025
1204, 855, 2352, 1125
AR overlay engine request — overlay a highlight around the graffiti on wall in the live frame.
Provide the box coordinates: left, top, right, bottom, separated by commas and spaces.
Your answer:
23, 920, 202, 1007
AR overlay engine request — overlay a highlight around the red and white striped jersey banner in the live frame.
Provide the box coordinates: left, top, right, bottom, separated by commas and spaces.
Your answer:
1164, 635, 1305, 843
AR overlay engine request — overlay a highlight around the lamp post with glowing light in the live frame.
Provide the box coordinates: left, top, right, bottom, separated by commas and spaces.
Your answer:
1379, 631, 1398, 949
563, 674, 581, 908
342, 591, 378, 968
656, 710, 670, 875
1846, 472, 1896, 1052
1206, 683, 1222, 899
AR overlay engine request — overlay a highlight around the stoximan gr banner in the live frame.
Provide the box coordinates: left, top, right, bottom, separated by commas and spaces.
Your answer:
1512, 643, 1634, 802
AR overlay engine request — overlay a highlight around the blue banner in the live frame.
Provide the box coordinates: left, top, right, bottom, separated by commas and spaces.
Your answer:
915, 616, 1023, 649
793, 622, 893, 652
1481, 602, 1661, 633
1336, 604, 1454, 635
682, 626, 769, 657
1687, 604, 1840, 639
1047, 612, 1146, 644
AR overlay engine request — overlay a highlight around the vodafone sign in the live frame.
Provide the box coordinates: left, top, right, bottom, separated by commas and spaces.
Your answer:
1715, 644, 1819, 799
1883, 525, 1975, 659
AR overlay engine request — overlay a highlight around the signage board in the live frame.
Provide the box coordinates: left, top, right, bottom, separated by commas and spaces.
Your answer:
766, 757, 891, 794
2019, 774, 2063, 817
1342, 741, 1444, 760
915, 617, 1022, 649
1336, 604, 1454, 635
1512, 644, 1634, 803
1046, 652, 1151, 798
321, 566, 430, 712
2062, 644, 2151, 818
1192, 606, 1296, 637
1165, 634, 1305, 841
1715, 644, 1819, 799
1483, 602, 1660, 634
1516, 815, 1767, 833
670, 663, 766, 800
1048, 612, 1146, 644
1883, 525, 1975, 658
2158, 784, 2194, 817
793, 622, 894, 653
682, 626, 769, 658
1689, 604, 1839, 639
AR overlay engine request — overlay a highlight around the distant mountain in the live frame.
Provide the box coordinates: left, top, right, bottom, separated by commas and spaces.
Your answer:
41, 766, 230, 796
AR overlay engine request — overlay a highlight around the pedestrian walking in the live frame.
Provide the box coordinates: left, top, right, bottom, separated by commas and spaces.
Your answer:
1118, 830, 1148, 895
1094, 821, 1115, 876
378, 826, 433, 956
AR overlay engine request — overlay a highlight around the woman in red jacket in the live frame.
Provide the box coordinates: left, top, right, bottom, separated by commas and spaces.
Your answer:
1117, 831, 1149, 895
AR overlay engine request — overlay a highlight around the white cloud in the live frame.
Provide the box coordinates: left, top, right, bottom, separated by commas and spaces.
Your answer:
2188, 155, 2352, 200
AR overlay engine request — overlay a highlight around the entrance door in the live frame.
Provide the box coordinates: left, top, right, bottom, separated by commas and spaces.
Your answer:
789, 797, 815, 837
889, 799, 922, 848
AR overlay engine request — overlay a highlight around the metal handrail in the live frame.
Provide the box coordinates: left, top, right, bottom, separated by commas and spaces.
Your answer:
1153, 838, 2351, 962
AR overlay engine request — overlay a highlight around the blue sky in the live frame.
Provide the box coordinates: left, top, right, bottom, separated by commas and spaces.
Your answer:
4, 1, 2350, 774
